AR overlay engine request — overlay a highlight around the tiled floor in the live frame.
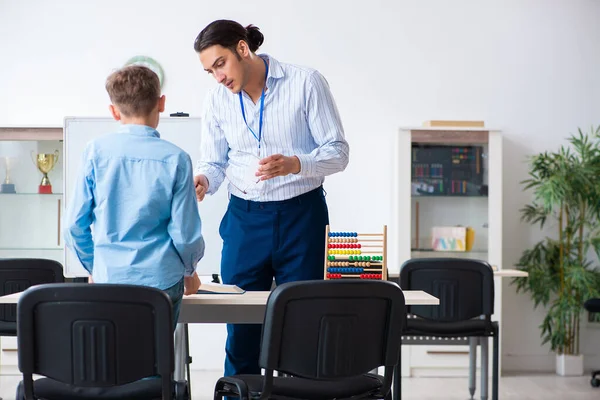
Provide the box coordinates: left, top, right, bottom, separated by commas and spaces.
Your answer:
1, 369, 599, 399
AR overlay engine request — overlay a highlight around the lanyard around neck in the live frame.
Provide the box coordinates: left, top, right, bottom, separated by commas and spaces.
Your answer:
239, 57, 268, 152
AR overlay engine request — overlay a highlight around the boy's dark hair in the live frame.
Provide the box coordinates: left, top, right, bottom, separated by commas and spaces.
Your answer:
105, 65, 160, 117
193, 20, 264, 57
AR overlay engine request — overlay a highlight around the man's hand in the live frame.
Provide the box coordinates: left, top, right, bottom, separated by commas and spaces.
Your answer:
184, 272, 201, 295
256, 154, 301, 181
194, 174, 209, 202
88, 275, 94, 284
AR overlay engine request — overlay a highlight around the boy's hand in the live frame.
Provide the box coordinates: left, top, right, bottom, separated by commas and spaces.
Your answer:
184, 272, 201, 295
194, 174, 209, 202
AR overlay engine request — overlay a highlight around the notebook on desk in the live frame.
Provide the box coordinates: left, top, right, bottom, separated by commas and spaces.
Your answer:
197, 282, 246, 295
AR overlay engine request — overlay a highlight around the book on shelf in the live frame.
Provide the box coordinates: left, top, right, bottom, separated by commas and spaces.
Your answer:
196, 282, 245, 295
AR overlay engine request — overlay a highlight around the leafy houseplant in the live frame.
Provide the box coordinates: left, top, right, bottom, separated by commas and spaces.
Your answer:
513, 126, 600, 375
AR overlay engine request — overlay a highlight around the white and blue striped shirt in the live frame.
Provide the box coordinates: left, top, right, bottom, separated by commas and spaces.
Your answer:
195, 54, 349, 201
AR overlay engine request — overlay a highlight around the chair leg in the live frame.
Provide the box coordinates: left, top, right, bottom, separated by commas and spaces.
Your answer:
480, 337, 488, 400
468, 337, 477, 399
174, 323, 186, 382
393, 345, 401, 400
492, 328, 499, 400
185, 323, 192, 400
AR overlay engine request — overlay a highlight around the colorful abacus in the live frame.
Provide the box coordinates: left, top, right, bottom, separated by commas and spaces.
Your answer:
324, 225, 387, 281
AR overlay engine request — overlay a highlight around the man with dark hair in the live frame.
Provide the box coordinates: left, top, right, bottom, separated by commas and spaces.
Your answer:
193, 20, 350, 377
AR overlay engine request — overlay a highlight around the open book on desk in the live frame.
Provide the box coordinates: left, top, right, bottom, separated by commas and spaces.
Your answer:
196, 282, 246, 295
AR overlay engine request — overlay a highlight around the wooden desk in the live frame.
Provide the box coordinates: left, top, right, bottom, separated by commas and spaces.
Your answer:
388, 268, 529, 279
0, 287, 439, 383
0, 289, 438, 324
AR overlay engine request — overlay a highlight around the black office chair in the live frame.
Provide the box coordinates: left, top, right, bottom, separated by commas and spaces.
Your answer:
213, 279, 407, 400
396, 258, 499, 400
0, 258, 64, 336
584, 299, 600, 387
15, 283, 189, 400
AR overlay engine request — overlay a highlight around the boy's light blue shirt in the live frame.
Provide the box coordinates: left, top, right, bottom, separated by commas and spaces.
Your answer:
64, 124, 205, 290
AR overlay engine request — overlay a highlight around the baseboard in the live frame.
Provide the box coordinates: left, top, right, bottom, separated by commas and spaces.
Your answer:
0, 364, 20, 376
503, 353, 600, 373
410, 367, 470, 377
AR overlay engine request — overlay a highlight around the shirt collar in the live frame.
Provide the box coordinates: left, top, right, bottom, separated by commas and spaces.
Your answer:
259, 54, 285, 82
117, 124, 160, 138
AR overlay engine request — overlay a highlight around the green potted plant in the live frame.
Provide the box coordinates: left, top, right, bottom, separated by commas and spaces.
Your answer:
513, 126, 600, 376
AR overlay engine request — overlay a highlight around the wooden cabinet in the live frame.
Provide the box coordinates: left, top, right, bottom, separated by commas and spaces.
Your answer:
0, 127, 64, 367
393, 126, 504, 377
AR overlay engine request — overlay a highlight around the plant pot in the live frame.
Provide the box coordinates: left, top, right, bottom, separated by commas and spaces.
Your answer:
556, 353, 584, 376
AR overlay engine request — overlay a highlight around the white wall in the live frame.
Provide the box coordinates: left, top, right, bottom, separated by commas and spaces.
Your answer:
2, 0, 600, 372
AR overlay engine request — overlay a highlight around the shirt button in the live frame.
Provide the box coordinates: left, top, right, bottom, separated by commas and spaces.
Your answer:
259, 205, 264, 209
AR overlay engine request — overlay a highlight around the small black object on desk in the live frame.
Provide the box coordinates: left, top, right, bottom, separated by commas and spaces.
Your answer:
211, 274, 221, 284
170, 112, 189, 117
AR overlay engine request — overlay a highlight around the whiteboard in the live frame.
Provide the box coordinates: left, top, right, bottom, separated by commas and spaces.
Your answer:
63, 117, 228, 278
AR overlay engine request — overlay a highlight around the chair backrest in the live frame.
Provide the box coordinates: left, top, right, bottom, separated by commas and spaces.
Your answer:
259, 280, 406, 381
0, 258, 64, 324
399, 258, 494, 321
17, 283, 174, 397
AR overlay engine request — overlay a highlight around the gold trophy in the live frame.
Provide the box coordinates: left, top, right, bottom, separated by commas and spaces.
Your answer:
31, 150, 59, 194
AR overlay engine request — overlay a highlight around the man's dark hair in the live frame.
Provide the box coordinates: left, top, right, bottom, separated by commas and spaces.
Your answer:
194, 20, 264, 56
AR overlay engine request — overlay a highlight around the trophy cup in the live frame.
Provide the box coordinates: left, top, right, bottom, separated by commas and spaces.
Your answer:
0, 156, 17, 193
31, 150, 59, 194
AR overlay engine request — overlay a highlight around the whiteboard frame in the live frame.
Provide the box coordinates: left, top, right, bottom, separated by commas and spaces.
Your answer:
62, 116, 227, 278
